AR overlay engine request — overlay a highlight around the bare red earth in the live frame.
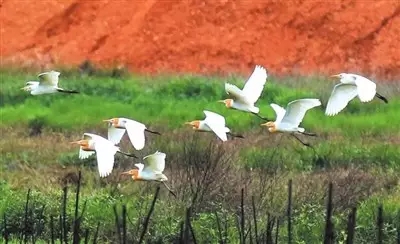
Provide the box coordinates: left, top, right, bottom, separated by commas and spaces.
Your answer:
1, 0, 400, 80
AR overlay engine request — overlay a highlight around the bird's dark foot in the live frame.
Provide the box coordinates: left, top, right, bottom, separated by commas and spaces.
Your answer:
161, 181, 177, 198
117, 151, 138, 158
145, 129, 161, 135
376, 92, 388, 104
228, 132, 245, 139
252, 112, 269, 121
291, 134, 314, 149
57, 88, 80, 94
301, 131, 317, 137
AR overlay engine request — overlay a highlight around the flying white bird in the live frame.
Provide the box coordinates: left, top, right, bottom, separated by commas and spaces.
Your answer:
21, 70, 79, 95
70, 133, 137, 178
184, 110, 243, 142
325, 73, 388, 116
261, 98, 321, 147
103, 117, 161, 150
219, 65, 269, 120
121, 151, 176, 197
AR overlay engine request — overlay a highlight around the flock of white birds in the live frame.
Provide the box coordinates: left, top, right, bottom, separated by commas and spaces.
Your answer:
21, 67, 388, 196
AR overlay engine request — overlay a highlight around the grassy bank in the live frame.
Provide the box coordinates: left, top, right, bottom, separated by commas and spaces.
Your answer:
1, 68, 399, 134
0, 67, 399, 242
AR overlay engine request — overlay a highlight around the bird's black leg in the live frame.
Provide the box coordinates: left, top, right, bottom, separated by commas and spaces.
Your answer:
227, 132, 245, 139
145, 128, 161, 135
117, 150, 138, 158
161, 181, 177, 198
290, 134, 313, 148
300, 131, 317, 137
252, 112, 269, 121
56, 88, 80, 94
375, 92, 388, 103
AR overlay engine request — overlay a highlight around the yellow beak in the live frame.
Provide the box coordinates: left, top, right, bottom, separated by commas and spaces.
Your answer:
103, 119, 112, 123
217, 100, 225, 103
184, 122, 191, 125
70, 141, 81, 145
330, 74, 341, 78
260, 122, 268, 126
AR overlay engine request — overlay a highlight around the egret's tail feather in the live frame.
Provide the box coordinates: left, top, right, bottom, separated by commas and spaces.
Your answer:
297, 128, 305, 133
57, 88, 79, 94
375, 93, 388, 103
298, 127, 317, 137
251, 107, 260, 114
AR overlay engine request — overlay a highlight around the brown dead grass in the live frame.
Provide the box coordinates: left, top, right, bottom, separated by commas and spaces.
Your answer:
1, 126, 399, 213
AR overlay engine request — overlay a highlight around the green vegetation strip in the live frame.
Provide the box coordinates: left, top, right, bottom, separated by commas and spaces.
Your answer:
1, 68, 399, 134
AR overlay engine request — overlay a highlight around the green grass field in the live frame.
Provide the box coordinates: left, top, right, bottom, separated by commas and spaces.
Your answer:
0, 66, 399, 243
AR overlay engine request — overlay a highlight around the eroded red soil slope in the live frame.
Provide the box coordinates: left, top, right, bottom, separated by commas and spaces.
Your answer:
1, 0, 400, 80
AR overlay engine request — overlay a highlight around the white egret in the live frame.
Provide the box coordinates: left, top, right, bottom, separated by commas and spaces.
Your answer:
121, 151, 176, 197
103, 117, 161, 150
325, 73, 388, 116
218, 65, 269, 120
184, 110, 243, 142
70, 133, 137, 177
21, 70, 79, 95
261, 98, 321, 147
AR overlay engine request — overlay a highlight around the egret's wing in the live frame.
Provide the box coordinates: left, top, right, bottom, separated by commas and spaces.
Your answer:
83, 133, 95, 140
79, 148, 95, 159
143, 151, 166, 174
224, 83, 251, 104
203, 110, 226, 127
38, 70, 60, 86
353, 74, 377, 102
25, 81, 39, 86
134, 163, 145, 172
125, 120, 146, 150
85, 133, 115, 146
107, 126, 126, 145
94, 142, 118, 178
270, 104, 286, 124
83, 133, 116, 173
325, 84, 358, 116
203, 111, 227, 142
282, 99, 321, 126
242, 65, 268, 104
207, 123, 228, 141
